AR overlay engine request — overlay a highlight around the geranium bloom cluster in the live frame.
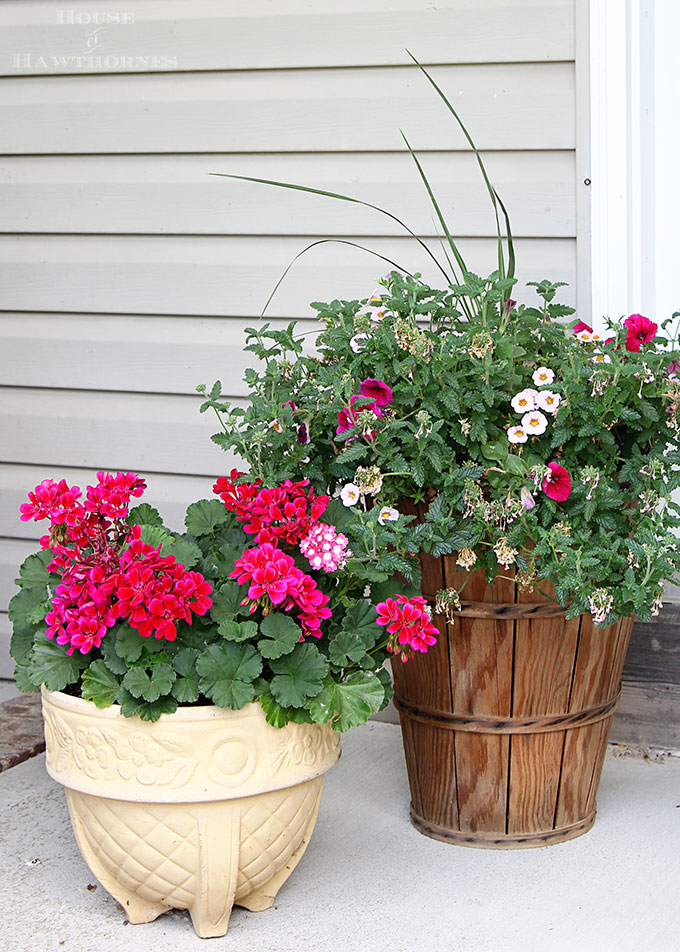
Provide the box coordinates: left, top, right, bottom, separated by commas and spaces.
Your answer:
300, 523, 352, 572
336, 378, 393, 441
22, 474, 212, 655
230, 542, 331, 637
376, 594, 438, 663
213, 473, 329, 545
115, 527, 212, 642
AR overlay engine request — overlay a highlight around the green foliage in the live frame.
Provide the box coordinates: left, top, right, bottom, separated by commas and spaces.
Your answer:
196, 643, 262, 709
123, 664, 176, 703
257, 614, 303, 659
185, 499, 231, 537
125, 503, 163, 527
28, 636, 87, 692
81, 660, 121, 708
270, 643, 329, 707
308, 672, 385, 732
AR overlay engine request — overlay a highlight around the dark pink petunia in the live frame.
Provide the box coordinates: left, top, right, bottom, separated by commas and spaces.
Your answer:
573, 321, 593, 334
359, 378, 393, 407
336, 395, 384, 441
624, 313, 658, 352
541, 462, 572, 502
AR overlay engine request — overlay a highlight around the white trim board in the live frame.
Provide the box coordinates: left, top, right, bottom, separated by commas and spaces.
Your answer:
589, 0, 678, 331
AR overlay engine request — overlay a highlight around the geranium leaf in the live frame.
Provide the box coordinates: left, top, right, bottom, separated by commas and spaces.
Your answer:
196, 643, 262, 709
125, 503, 163, 528
210, 581, 248, 623
171, 649, 201, 703
258, 614, 302, 660
185, 499, 231, 537
307, 671, 385, 731
138, 525, 173, 548
115, 688, 178, 722
341, 600, 380, 650
27, 636, 87, 692
270, 643, 329, 707
13, 658, 40, 693
161, 537, 202, 570
328, 630, 367, 666
100, 635, 128, 675
17, 551, 52, 589
218, 619, 258, 643
122, 663, 176, 702
81, 660, 121, 708
8, 588, 45, 661
112, 624, 145, 662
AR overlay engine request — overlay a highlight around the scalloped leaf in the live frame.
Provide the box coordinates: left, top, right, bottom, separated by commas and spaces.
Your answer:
81, 660, 121, 708
196, 643, 262, 710
185, 499, 231, 537
270, 643, 329, 707
307, 671, 385, 731
257, 614, 302, 660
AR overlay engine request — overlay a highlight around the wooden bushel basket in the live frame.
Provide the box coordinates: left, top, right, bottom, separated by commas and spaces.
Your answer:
391, 554, 633, 848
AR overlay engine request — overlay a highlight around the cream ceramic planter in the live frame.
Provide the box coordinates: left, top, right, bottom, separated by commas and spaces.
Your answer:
41, 688, 341, 938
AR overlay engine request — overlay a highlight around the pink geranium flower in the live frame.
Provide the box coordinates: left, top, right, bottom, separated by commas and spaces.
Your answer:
376, 595, 438, 663
541, 462, 572, 502
230, 542, 332, 638
624, 313, 658, 352
359, 378, 393, 407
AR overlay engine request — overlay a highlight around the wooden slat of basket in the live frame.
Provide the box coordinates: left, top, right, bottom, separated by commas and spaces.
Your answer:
507, 612, 581, 834
447, 568, 515, 834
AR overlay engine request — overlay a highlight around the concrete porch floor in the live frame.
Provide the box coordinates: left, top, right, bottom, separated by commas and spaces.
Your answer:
0, 719, 678, 952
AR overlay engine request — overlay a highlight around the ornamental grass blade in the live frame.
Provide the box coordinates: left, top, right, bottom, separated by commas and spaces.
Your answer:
256, 238, 418, 319
400, 130, 467, 280
406, 50, 515, 282
210, 172, 453, 285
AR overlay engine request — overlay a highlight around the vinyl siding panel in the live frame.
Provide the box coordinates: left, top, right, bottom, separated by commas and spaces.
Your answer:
0, 0, 574, 73
0, 152, 576, 238
0, 0, 583, 677
0, 65, 575, 154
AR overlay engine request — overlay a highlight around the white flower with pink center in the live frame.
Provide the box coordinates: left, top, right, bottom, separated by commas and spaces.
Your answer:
507, 425, 528, 444
532, 367, 555, 386
536, 390, 561, 414
521, 410, 549, 435
300, 524, 352, 572
511, 388, 538, 414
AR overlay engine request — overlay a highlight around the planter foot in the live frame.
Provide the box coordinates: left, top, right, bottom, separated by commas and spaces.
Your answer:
238, 785, 323, 912
187, 802, 241, 938
122, 894, 172, 925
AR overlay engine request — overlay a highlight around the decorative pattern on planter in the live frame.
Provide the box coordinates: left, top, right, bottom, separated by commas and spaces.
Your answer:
41, 690, 340, 937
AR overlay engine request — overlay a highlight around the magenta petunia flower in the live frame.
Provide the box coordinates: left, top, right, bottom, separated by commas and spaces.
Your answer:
336, 395, 384, 441
541, 462, 572, 502
572, 321, 593, 334
624, 313, 658, 352
359, 378, 393, 407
